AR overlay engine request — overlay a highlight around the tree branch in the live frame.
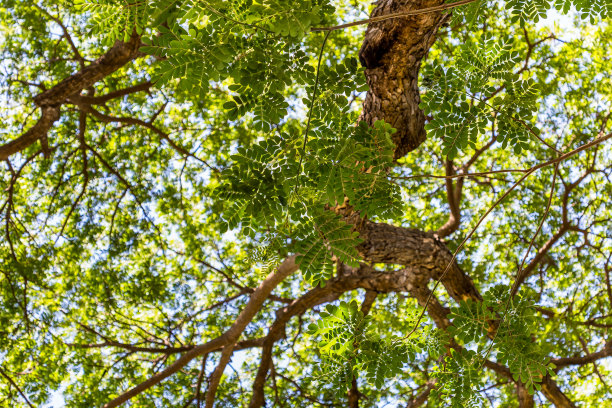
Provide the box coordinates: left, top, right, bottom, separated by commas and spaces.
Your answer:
405, 380, 435, 408
357, 0, 451, 158
0, 35, 141, 160
102, 256, 297, 408
0, 366, 34, 408
74, 103, 217, 171
204, 345, 235, 408
436, 159, 462, 238
517, 382, 535, 408
552, 339, 612, 368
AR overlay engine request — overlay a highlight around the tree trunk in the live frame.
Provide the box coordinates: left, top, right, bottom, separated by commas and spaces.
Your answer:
358, 0, 448, 158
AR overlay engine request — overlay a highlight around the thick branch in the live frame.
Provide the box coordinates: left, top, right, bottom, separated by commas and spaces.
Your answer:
356, 220, 481, 303
33, 35, 141, 107
0, 107, 60, 160
517, 382, 535, 408
358, 0, 449, 158
0, 35, 142, 160
348, 221, 579, 408
204, 345, 235, 408
248, 285, 341, 408
540, 376, 577, 408
247, 245, 468, 408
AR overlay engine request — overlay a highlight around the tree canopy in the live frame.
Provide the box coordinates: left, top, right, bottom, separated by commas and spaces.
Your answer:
0, 1, 611, 407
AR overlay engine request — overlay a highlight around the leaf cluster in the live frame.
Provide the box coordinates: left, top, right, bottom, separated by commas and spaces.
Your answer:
507, 0, 612, 24
216, 118, 400, 285
421, 36, 539, 158
444, 286, 555, 397
307, 300, 420, 391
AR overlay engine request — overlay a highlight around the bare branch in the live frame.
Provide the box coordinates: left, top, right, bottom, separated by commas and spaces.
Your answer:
33, 4, 87, 68
552, 340, 612, 368
540, 376, 577, 408
74, 81, 152, 105
204, 345, 235, 408
102, 256, 298, 408
408, 131, 612, 340
405, 380, 435, 408
0, 106, 60, 160
436, 159, 462, 238
74, 103, 217, 171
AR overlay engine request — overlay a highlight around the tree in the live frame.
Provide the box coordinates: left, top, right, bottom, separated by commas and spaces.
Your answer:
0, 0, 611, 407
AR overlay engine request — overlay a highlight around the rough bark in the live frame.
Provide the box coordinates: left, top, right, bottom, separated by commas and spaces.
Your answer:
85, 2, 589, 406
0, 35, 142, 160
356, 220, 481, 302
346, 221, 577, 408
247, 225, 471, 408
517, 382, 535, 408
358, 0, 449, 158
352, 5, 581, 402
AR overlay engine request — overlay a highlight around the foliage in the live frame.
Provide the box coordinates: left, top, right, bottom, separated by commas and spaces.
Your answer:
506, 0, 612, 23
216, 117, 400, 285
421, 36, 538, 158
448, 287, 555, 395
0, 0, 610, 407
307, 300, 417, 390
432, 348, 486, 407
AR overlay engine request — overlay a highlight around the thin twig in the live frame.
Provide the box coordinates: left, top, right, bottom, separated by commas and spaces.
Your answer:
311, 0, 478, 32
391, 168, 530, 181
509, 162, 560, 298
298, 31, 332, 181
286, 30, 331, 224
404, 132, 612, 339
480, 161, 560, 367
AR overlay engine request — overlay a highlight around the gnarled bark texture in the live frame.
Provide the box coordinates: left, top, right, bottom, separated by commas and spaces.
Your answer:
358, 0, 449, 158
246, 3, 579, 407
356, 220, 481, 302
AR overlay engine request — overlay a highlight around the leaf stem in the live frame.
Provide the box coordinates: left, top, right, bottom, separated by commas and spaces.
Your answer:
285, 30, 332, 227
